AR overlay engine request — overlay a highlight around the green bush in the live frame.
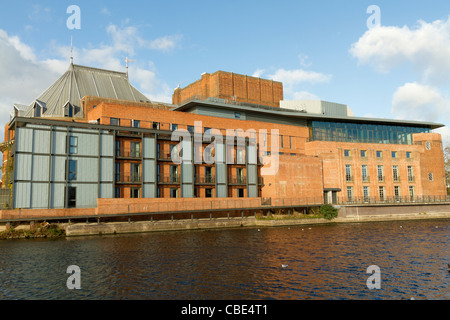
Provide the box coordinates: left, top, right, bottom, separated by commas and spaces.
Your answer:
319, 204, 338, 220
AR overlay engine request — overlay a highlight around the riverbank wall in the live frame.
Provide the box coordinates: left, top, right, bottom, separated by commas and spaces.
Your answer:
1, 203, 449, 237
63, 209, 450, 237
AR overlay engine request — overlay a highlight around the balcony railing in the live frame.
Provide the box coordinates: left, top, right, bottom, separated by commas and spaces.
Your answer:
158, 175, 180, 184
158, 152, 179, 162
337, 195, 450, 205
115, 174, 141, 183
116, 149, 141, 158
229, 177, 247, 185
195, 175, 216, 184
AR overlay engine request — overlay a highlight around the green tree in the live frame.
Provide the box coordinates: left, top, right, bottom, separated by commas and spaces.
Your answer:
319, 204, 338, 220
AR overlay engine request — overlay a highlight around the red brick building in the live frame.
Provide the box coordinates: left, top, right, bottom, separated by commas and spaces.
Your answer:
0, 65, 446, 212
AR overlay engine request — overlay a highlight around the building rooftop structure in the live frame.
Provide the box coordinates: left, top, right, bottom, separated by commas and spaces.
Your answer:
174, 98, 444, 130
20, 63, 152, 119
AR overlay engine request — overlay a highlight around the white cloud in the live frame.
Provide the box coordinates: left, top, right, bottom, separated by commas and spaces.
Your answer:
252, 63, 330, 101
149, 35, 182, 52
269, 68, 331, 86
350, 16, 450, 85
391, 82, 450, 123
101, 8, 111, 16
252, 68, 265, 78
351, 16, 450, 147
292, 91, 320, 101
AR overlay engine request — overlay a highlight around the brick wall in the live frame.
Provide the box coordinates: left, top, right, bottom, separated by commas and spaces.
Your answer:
172, 71, 283, 108
261, 154, 324, 201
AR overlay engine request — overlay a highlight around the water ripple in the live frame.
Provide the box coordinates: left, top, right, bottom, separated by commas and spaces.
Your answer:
0, 219, 448, 300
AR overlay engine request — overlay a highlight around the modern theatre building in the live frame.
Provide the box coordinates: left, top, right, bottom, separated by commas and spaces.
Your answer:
1, 64, 446, 211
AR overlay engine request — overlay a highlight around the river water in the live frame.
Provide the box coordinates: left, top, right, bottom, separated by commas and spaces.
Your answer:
0, 219, 448, 300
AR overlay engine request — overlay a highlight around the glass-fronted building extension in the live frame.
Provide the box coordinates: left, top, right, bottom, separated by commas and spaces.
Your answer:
310, 121, 432, 145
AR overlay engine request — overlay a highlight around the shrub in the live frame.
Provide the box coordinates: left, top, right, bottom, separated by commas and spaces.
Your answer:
319, 204, 338, 220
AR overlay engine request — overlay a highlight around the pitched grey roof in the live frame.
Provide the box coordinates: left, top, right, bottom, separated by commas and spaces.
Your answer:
23, 63, 151, 118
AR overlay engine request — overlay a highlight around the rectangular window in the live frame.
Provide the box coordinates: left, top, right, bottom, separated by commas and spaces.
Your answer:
132, 120, 140, 128
347, 186, 353, 201
110, 118, 120, 126
362, 165, 368, 182
376, 150, 383, 158
238, 188, 244, 198
392, 151, 397, 158
114, 187, 121, 199
68, 136, 78, 154
131, 142, 140, 158
115, 162, 120, 182
377, 165, 384, 182
426, 141, 431, 150
280, 135, 284, 149
379, 186, 385, 201
344, 150, 351, 157
409, 186, 415, 200
363, 186, 370, 201
131, 163, 140, 182
406, 151, 412, 159
66, 186, 76, 208
115, 140, 120, 157
360, 150, 367, 158
205, 188, 212, 198
289, 136, 292, 149
234, 112, 241, 119
170, 165, 179, 183
152, 122, 160, 130
394, 186, 400, 199
171, 123, 178, 131
345, 164, 352, 182
205, 166, 213, 183
67, 160, 77, 181
428, 172, 434, 181
408, 166, 415, 182
170, 188, 178, 198
236, 147, 245, 164
187, 125, 194, 134
130, 187, 140, 199
393, 165, 399, 182
236, 168, 244, 184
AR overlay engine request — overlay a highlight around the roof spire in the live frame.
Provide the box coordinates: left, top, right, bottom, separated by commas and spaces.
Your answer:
70, 36, 74, 64
124, 56, 135, 78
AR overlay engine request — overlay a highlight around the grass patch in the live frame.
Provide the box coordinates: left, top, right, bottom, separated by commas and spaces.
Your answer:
0, 222, 65, 240
256, 207, 325, 220
256, 205, 339, 221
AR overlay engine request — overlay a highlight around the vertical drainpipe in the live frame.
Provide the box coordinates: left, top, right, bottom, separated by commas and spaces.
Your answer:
47, 126, 53, 209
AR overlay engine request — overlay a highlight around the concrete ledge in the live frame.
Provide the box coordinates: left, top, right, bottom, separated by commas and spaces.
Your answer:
64, 212, 450, 237
65, 217, 257, 237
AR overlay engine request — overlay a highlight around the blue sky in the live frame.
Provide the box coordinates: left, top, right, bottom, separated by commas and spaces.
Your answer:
1, 0, 450, 144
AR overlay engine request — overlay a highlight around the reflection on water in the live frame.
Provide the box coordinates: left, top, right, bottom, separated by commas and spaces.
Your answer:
0, 219, 448, 300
